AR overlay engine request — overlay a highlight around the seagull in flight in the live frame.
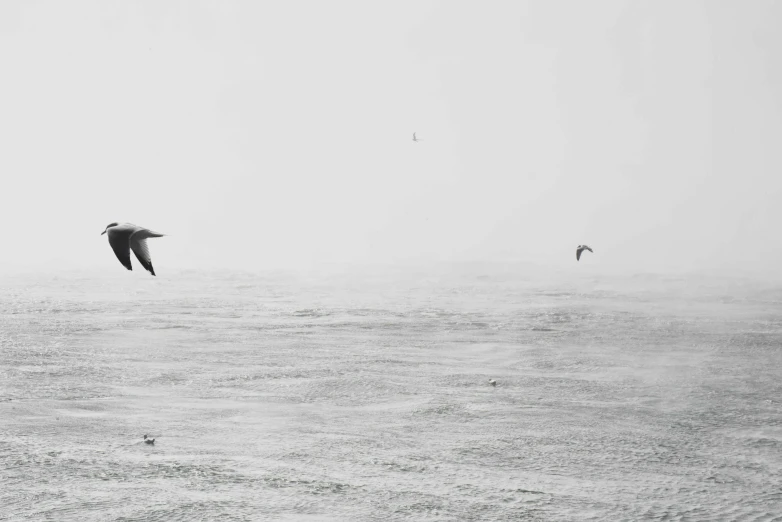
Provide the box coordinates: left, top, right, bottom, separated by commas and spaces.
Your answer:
101, 223, 166, 276
412, 132, 422, 143
576, 245, 593, 261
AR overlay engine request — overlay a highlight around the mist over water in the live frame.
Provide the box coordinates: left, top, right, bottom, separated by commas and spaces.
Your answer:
1, 1, 780, 520
2, 267, 781, 521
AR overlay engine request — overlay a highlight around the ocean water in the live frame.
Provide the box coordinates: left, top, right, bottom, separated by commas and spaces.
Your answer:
1, 267, 781, 521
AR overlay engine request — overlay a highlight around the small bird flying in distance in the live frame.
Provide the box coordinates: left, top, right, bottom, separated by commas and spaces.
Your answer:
576, 245, 594, 261
143, 434, 155, 445
102, 223, 166, 276
412, 132, 422, 142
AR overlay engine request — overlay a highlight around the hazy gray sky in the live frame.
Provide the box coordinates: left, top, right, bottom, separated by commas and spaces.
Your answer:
1, 1, 780, 275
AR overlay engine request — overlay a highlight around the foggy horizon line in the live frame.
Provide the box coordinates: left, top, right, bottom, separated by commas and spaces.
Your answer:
1, 259, 778, 285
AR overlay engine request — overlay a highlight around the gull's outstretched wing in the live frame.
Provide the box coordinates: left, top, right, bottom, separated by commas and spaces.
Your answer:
576, 245, 593, 261
107, 228, 133, 271
130, 236, 155, 276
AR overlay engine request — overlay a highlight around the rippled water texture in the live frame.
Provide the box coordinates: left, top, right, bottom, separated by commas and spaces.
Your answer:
1, 267, 781, 521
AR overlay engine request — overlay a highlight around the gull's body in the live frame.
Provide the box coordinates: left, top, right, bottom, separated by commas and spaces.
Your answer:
413, 132, 422, 142
576, 244, 593, 261
143, 434, 155, 445
102, 222, 165, 276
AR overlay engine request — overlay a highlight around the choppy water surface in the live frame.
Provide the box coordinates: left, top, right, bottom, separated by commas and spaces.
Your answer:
1, 267, 781, 521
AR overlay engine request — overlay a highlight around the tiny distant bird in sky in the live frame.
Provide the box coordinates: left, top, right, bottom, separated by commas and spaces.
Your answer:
413, 132, 422, 142
576, 245, 593, 261
101, 223, 166, 276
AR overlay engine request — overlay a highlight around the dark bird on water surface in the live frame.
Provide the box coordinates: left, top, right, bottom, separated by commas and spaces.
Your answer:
143, 435, 155, 445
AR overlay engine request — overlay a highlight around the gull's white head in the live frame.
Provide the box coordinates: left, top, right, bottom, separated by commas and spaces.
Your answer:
101, 222, 119, 235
